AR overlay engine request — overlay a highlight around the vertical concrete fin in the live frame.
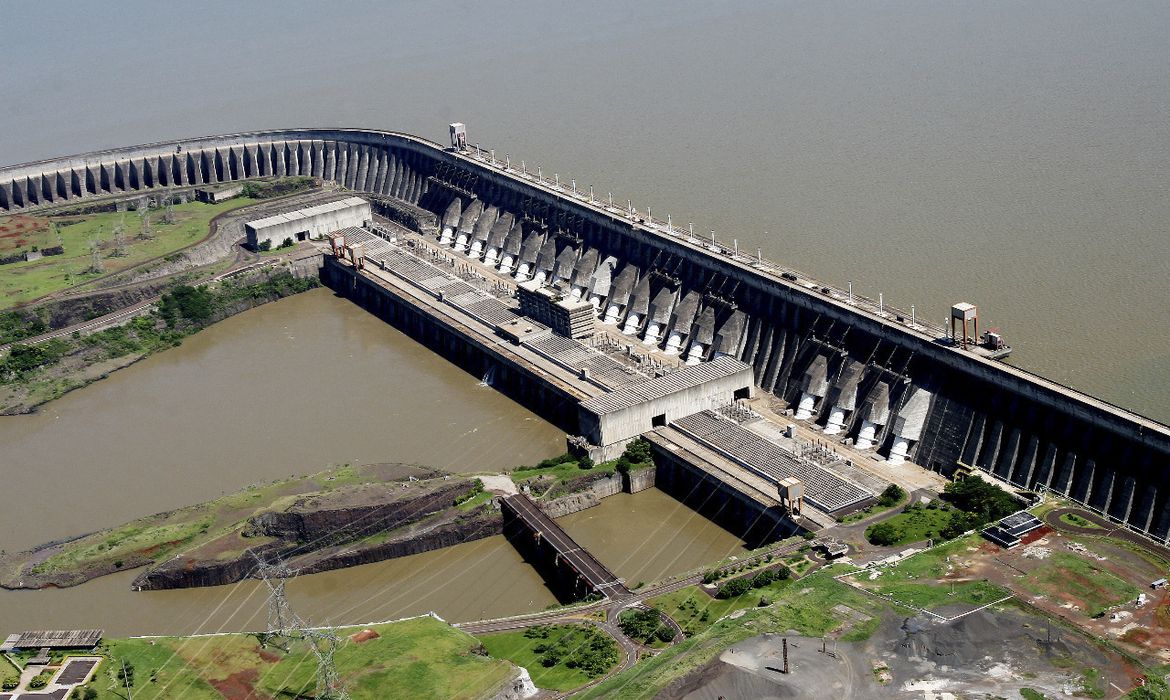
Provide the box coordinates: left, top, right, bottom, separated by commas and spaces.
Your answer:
356, 146, 370, 191
324, 141, 337, 181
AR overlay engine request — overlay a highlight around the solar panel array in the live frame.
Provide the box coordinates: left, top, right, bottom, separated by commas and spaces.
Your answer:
672, 410, 873, 513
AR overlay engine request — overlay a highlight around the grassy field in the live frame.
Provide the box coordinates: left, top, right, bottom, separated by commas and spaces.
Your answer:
76, 616, 516, 700
0, 200, 245, 309
582, 571, 885, 699
1020, 552, 1140, 617
865, 505, 954, 546
846, 535, 1012, 611
651, 569, 882, 639
479, 624, 620, 691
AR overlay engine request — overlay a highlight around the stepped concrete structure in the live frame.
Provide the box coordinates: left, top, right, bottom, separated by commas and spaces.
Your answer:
4, 128, 1170, 544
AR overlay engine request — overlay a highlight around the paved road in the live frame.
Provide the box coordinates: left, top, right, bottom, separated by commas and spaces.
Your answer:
1044, 506, 1170, 561
503, 494, 630, 597
458, 537, 816, 696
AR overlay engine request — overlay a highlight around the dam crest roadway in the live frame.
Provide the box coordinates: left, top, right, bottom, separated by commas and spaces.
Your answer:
2, 126, 1169, 548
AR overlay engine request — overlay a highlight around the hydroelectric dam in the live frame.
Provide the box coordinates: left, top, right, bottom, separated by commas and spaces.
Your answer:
3, 127, 1169, 547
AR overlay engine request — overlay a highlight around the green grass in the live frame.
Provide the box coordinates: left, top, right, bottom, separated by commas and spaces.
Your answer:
650, 570, 881, 639
1020, 552, 1140, 617
865, 506, 955, 546
479, 625, 620, 692
1059, 512, 1103, 529
838, 492, 908, 524
582, 571, 885, 699
77, 616, 515, 700
847, 534, 1012, 610
30, 517, 213, 575
511, 460, 615, 486
1020, 688, 1049, 700
0, 200, 246, 309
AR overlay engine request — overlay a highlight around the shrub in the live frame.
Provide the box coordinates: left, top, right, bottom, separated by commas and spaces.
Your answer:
535, 453, 575, 469
622, 437, 652, 464
280, 237, 295, 249
257, 239, 272, 251
715, 576, 753, 599
578, 456, 595, 470
2, 676, 19, 691
758, 596, 771, 607
614, 456, 631, 474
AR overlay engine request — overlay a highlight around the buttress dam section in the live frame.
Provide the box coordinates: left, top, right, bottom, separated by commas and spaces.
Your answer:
3, 127, 1168, 542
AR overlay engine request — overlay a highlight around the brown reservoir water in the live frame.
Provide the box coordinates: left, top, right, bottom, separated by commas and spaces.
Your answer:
0, 289, 744, 636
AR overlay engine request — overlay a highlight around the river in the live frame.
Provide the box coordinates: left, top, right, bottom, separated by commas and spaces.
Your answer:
1, 0, 1166, 637
2, 0, 1167, 421
0, 290, 745, 636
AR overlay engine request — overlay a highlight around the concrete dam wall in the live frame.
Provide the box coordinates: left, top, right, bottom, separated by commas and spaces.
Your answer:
4, 128, 1169, 542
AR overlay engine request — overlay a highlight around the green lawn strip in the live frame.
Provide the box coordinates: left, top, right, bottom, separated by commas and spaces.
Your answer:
80, 616, 514, 700
479, 624, 620, 692
838, 492, 909, 524
865, 505, 955, 546
511, 460, 613, 484
651, 570, 881, 638
1020, 552, 1140, 617
583, 572, 884, 699
1059, 512, 1103, 529
29, 517, 213, 576
0, 200, 246, 309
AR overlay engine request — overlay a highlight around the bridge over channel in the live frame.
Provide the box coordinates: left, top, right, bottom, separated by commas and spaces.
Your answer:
501, 494, 630, 600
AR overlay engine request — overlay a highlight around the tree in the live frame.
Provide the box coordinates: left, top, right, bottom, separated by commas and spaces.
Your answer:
159, 285, 213, 326
868, 521, 903, 546
878, 483, 906, 507
715, 576, 753, 599
942, 476, 1020, 523
940, 510, 981, 539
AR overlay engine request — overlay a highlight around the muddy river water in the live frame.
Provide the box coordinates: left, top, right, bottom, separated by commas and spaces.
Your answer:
0, 290, 746, 635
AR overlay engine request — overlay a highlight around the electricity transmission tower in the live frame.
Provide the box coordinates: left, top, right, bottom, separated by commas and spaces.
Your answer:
111, 215, 127, 257
252, 552, 302, 637
138, 200, 153, 239
88, 228, 104, 273
304, 627, 350, 700
251, 553, 351, 700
